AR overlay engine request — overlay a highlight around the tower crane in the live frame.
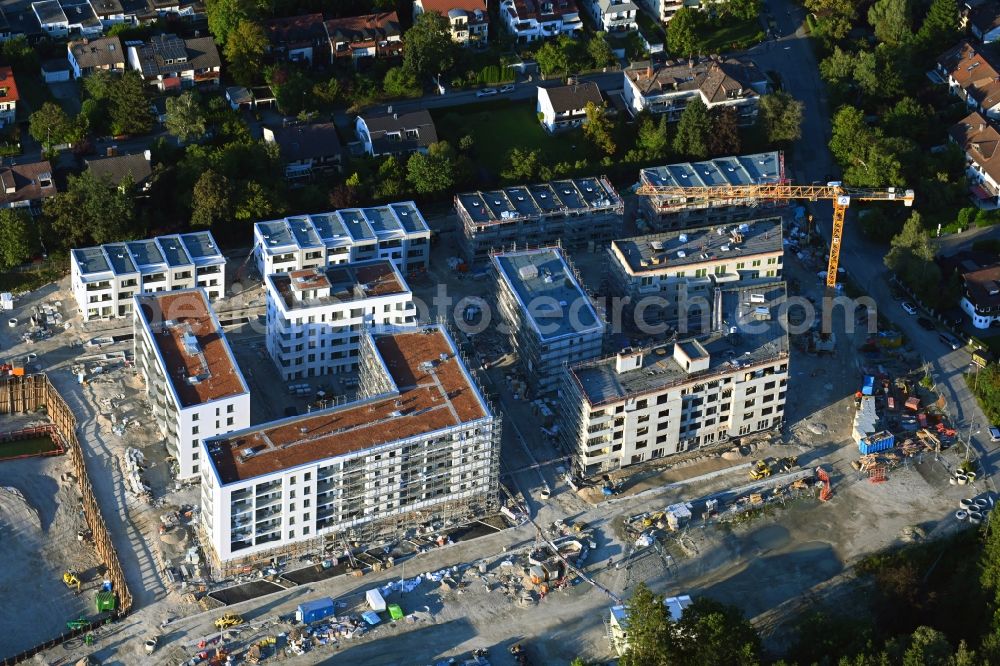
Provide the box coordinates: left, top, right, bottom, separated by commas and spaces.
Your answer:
635, 182, 915, 289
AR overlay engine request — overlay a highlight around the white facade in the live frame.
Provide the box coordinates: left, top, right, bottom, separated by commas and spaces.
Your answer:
499, 0, 583, 42
622, 63, 763, 123
200, 324, 499, 565
413, 0, 489, 46
584, 0, 638, 32
134, 288, 250, 480
71, 231, 226, 322
264, 261, 417, 380
254, 203, 431, 278
536, 83, 604, 133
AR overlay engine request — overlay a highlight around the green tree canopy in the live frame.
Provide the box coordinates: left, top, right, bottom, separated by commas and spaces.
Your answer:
0, 208, 32, 269
403, 11, 455, 79
673, 98, 712, 159
884, 212, 938, 295
501, 147, 540, 183
406, 141, 456, 194
758, 91, 803, 144
535, 38, 571, 77
44, 171, 135, 247
583, 102, 616, 156
620, 583, 673, 666
165, 91, 207, 144
707, 107, 741, 156
804, 0, 857, 41
916, 0, 959, 52
191, 169, 232, 228
372, 156, 409, 200
829, 105, 903, 186
224, 19, 268, 87
722, 0, 759, 21
667, 7, 701, 57
587, 32, 615, 68
206, 0, 255, 45
636, 114, 670, 160
109, 70, 152, 136
28, 102, 72, 150
868, 0, 912, 46
383, 66, 422, 98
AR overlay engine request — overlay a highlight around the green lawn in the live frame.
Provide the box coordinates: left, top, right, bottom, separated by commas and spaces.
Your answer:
0, 436, 61, 460
697, 17, 766, 53
433, 102, 587, 177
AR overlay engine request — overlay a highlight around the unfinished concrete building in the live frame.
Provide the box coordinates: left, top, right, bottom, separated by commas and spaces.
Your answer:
493, 247, 605, 397
638, 151, 785, 232
607, 217, 784, 332
560, 282, 788, 476
200, 324, 500, 570
456, 176, 623, 263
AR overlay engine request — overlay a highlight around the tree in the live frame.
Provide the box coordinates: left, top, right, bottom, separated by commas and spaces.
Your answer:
804, 0, 857, 41
267, 66, 313, 116
868, 0, 912, 46
723, 0, 759, 21
44, 171, 134, 247
165, 92, 206, 144
758, 91, 803, 144
83, 69, 115, 101
708, 108, 741, 156
224, 20, 268, 87
0, 208, 32, 269
234, 180, 278, 221
673, 98, 711, 159
819, 46, 856, 87
383, 66, 422, 98
667, 7, 700, 58
852, 46, 905, 99
619, 583, 673, 666
673, 598, 761, 666
109, 71, 152, 136
407, 141, 456, 194
29, 102, 71, 151
583, 102, 616, 156
402, 11, 455, 79
501, 147, 540, 183
191, 169, 232, 228
372, 156, 408, 200
636, 114, 670, 159
311, 78, 342, 109
329, 183, 358, 209
884, 212, 938, 296
206, 0, 255, 45
902, 627, 955, 666
587, 32, 615, 68
883, 96, 932, 143
535, 39, 571, 76
916, 0, 959, 52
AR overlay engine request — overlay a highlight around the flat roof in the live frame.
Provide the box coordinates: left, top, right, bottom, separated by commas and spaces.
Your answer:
135, 289, 248, 409
72, 246, 111, 277
204, 325, 490, 485
104, 243, 137, 275
181, 231, 225, 265
493, 247, 603, 342
613, 217, 783, 274
457, 177, 622, 226
127, 239, 166, 269
267, 259, 409, 311
157, 235, 192, 268
74, 231, 224, 278
570, 282, 788, 406
640, 151, 782, 189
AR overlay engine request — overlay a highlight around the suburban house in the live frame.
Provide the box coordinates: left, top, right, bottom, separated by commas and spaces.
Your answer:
32, 0, 102, 38
949, 111, 1000, 208
90, 0, 139, 27
264, 13, 327, 65
412, 0, 489, 47
583, 0, 638, 33
85, 150, 153, 192
623, 57, 767, 125
323, 12, 402, 64
937, 41, 1000, 119
499, 0, 583, 42
536, 82, 604, 132
355, 109, 438, 157
68, 36, 126, 78
128, 34, 222, 91
966, 1, 1000, 43
0, 160, 57, 214
634, 0, 685, 23
0, 67, 18, 127
262, 122, 343, 179
960, 263, 1000, 328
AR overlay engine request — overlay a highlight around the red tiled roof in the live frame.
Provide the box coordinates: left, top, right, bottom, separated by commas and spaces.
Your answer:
0, 66, 19, 104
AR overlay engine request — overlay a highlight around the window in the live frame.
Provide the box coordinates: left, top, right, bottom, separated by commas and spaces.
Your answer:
304, 499, 310, 508
714, 265, 726, 275
227, 404, 234, 413
289, 516, 295, 525
192, 425, 199, 435
736, 262, 745, 269
636, 399, 648, 409
192, 413, 199, 422
192, 465, 199, 474
636, 427, 649, 437
303, 527, 310, 535
289, 529, 295, 538
289, 490, 296, 500
694, 268, 707, 278
227, 417, 234, 426
752, 259, 761, 267
657, 394, 669, 405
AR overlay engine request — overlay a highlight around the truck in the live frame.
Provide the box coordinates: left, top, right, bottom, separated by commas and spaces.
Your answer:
295, 597, 336, 624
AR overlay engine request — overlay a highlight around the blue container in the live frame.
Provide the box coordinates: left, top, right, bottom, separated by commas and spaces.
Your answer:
296, 597, 336, 624
859, 431, 894, 455
862, 376, 875, 396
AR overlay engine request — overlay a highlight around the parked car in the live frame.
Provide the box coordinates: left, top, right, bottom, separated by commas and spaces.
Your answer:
917, 317, 935, 331
990, 426, 1000, 442
500, 84, 515, 93
476, 88, 498, 97
901, 301, 917, 315
939, 333, 962, 350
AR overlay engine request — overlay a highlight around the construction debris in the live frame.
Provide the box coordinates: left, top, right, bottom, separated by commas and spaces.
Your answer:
121, 448, 151, 502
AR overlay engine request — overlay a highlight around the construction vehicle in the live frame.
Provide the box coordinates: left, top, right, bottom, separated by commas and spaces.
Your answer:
63, 571, 81, 593
66, 617, 89, 631
636, 181, 915, 289
749, 460, 772, 480
213, 612, 244, 630
776, 456, 797, 472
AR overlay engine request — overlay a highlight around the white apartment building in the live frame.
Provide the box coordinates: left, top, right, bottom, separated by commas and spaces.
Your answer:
200, 324, 500, 568
608, 217, 784, 330
413, 0, 489, 47
134, 289, 250, 480
254, 202, 431, 278
499, 0, 583, 43
584, 0, 638, 32
71, 231, 226, 322
264, 260, 417, 380
493, 247, 605, 396
560, 282, 788, 476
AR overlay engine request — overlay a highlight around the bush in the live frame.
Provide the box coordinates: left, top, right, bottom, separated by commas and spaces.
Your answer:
974, 208, 1000, 227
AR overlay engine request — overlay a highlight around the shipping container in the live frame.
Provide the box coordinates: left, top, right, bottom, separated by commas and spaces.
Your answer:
296, 597, 336, 624
859, 431, 895, 455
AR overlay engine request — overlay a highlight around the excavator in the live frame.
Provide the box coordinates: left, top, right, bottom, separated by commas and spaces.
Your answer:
749, 460, 772, 481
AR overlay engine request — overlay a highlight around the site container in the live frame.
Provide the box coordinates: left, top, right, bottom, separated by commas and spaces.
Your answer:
366, 588, 386, 612
859, 431, 894, 455
296, 597, 336, 624
862, 376, 875, 396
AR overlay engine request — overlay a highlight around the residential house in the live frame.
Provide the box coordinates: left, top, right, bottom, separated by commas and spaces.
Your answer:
937, 41, 1000, 118
145, 0, 201, 18
537, 81, 604, 132
68, 36, 126, 78
623, 57, 767, 124
583, 0, 638, 33
85, 150, 153, 192
128, 34, 222, 91
966, 1, 1000, 43
413, 0, 489, 47
355, 109, 437, 157
32, 0, 102, 38
90, 0, 139, 26
960, 263, 1000, 328
0, 67, 18, 127
323, 12, 402, 64
499, 0, 583, 42
0, 161, 56, 214
949, 111, 1000, 208
262, 122, 343, 179
264, 13, 327, 65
